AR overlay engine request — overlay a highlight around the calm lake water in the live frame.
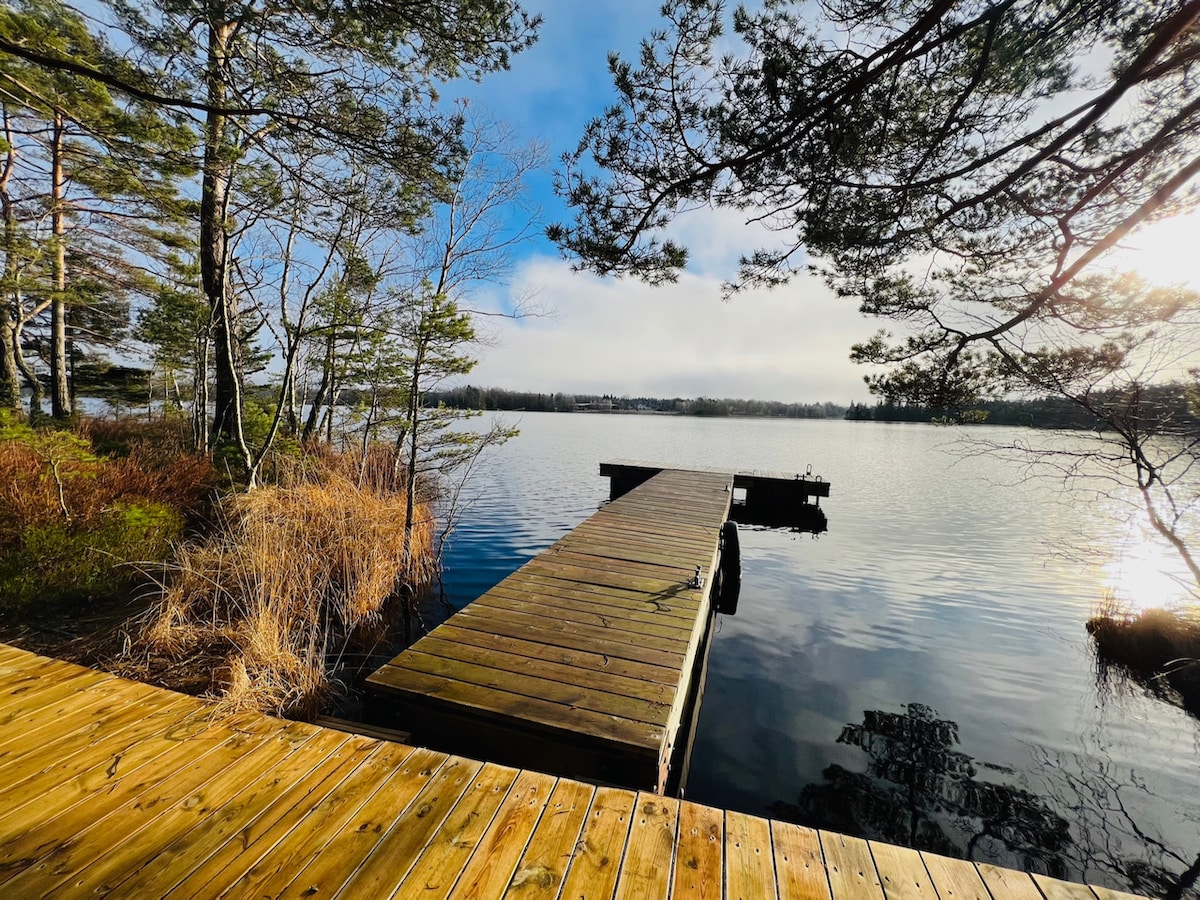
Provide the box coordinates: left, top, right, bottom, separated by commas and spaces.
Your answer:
432, 412, 1200, 898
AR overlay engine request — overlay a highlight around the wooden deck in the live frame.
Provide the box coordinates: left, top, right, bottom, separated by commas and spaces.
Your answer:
0, 643, 1147, 899
367, 467, 737, 792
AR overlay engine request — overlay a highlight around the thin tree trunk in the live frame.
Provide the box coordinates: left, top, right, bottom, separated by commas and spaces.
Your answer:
13, 321, 42, 416
0, 317, 20, 409
403, 327, 427, 562
201, 14, 251, 473
50, 111, 69, 419
0, 108, 22, 410
303, 332, 335, 442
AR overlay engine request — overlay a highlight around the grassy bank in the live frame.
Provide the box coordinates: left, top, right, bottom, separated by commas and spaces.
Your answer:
0, 415, 438, 718
1088, 600, 1200, 716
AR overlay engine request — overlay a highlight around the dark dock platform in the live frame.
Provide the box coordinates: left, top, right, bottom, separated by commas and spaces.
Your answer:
0, 643, 1143, 899
367, 466, 737, 792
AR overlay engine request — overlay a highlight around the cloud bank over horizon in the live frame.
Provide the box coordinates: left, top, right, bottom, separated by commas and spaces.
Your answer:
466, 253, 879, 404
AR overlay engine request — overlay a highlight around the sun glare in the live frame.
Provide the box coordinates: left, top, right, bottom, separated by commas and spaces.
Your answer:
1101, 526, 1195, 615
1109, 212, 1200, 290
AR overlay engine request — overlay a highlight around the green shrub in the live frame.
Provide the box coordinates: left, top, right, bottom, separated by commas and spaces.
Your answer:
0, 501, 184, 611
0, 415, 210, 614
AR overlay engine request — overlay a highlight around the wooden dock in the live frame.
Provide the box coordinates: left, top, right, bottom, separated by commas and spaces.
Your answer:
0, 643, 1146, 899
599, 460, 830, 529
367, 466, 737, 792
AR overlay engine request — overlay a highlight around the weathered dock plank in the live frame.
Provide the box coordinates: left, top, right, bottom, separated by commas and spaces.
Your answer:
367, 466, 734, 791
0, 645, 1152, 900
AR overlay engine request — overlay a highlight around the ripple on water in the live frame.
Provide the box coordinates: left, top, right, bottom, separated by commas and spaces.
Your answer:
436, 414, 1200, 895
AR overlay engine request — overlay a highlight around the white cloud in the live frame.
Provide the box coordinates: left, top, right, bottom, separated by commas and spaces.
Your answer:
467, 253, 877, 403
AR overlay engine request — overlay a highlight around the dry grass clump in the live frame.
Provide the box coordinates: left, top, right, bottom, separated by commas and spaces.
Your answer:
1087, 596, 1200, 716
134, 469, 437, 718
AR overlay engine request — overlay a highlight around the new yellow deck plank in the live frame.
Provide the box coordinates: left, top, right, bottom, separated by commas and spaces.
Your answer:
340, 761, 515, 900
0, 691, 194, 812
976, 863, 1045, 900
447, 769, 557, 899
0, 644, 1155, 900
613, 793, 680, 900
920, 851, 993, 900
1033, 873, 1102, 899
820, 832, 884, 900
0, 676, 118, 754
192, 741, 425, 898
113, 730, 367, 898
558, 786, 637, 900
670, 800, 723, 899
0, 710, 259, 868
0, 659, 97, 716
314, 758, 492, 897
868, 841, 938, 900
0, 719, 300, 895
502, 778, 595, 898
726, 810, 778, 900
46, 722, 323, 897
771, 821, 831, 900
250, 747, 457, 899
1090, 886, 1150, 900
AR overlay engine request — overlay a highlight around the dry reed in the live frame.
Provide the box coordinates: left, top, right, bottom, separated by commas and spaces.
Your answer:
1088, 592, 1200, 716
135, 467, 437, 718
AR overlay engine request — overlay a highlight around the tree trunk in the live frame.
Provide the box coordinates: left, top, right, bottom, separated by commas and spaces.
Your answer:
0, 317, 20, 410
13, 322, 42, 417
303, 332, 335, 442
50, 111, 70, 419
201, 15, 250, 469
403, 326, 427, 562
0, 110, 22, 411
193, 329, 210, 451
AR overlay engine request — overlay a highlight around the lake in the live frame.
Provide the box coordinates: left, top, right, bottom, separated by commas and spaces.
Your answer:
432, 412, 1200, 898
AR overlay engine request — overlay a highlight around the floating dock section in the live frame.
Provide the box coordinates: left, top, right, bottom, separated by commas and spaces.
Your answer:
367, 461, 832, 791
601, 459, 830, 529
367, 466, 737, 792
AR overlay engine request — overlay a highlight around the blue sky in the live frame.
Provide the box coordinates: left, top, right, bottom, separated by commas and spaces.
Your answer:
446, 1, 880, 404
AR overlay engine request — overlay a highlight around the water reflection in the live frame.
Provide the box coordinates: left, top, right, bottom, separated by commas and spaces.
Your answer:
1027, 741, 1200, 899
769, 703, 1072, 875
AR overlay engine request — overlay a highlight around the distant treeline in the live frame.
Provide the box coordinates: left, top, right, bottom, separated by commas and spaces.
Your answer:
846, 383, 1200, 431
425, 386, 847, 418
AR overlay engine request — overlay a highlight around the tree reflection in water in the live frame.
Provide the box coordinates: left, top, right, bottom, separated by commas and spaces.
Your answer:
769, 704, 1072, 876
771, 703, 1200, 898
1027, 742, 1200, 900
